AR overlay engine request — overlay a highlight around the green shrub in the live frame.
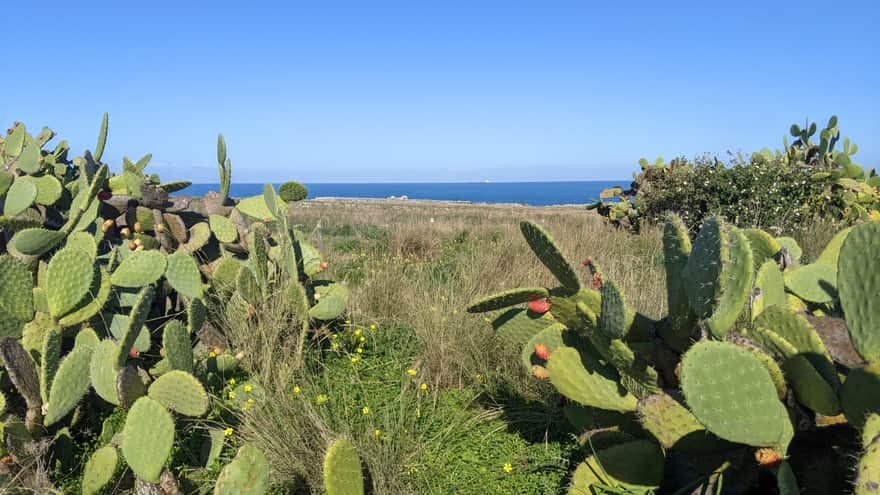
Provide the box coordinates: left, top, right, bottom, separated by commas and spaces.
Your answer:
280, 180, 309, 202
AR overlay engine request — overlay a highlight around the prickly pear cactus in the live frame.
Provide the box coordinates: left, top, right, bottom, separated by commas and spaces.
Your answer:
82, 445, 119, 495
121, 396, 175, 483
147, 370, 209, 417
214, 445, 270, 495
324, 438, 365, 495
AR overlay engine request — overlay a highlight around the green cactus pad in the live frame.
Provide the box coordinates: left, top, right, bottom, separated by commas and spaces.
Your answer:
864, 414, 880, 447
108, 314, 151, 353
492, 308, 556, 348
519, 221, 580, 290
165, 251, 205, 300
815, 226, 852, 266
65, 231, 98, 260
21, 312, 54, 353
664, 213, 696, 337
324, 438, 365, 495
200, 429, 226, 468
44, 345, 94, 426
121, 396, 175, 483
547, 345, 637, 412
549, 287, 601, 330
776, 237, 802, 264
74, 327, 100, 350
116, 365, 146, 410
214, 444, 270, 495
59, 267, 111, 327
162, 213, 189, 243
10, 228, 66, 256
753, 306, 838, 389
40, 328, 63, 403
163, 321, 193, 373
521, 323, 566, 371
236, 195, 276, 221
598, 281, 633, 340
568, 439, 664, 493
744, 228, 781, 266
310, 283, 350, 321
0, 255, 35, 322
683, 217, 726, 319
707, 225, 753, 337
841, 362, 880, 429
115, 286, 155, 368
110, 250, 167, 287
209, 214, 238, 243
783, 263, 837, 303
680, 341, 791, 450
148, 370, 209, 417
182, 222, 212, 253
159, 180, 191, 193
466, 287, 550, 313
20, 175, 62, 206
211, 257, 242, 293
188, 297, 207, 334
637, 393, 706, 450
753, 260, 786, 318
236, 267, 260, 305
82, 445, 119, 495
839, 221, 880, 362
856, 432, 880, 495
89, 340, 119, 406
46, 247, 94, 319
782, 352, 841, 416
4, 178, 37, 216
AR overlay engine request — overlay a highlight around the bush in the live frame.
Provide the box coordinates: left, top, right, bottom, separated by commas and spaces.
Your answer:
280, 180, 309, 202
590, 115, 876, 233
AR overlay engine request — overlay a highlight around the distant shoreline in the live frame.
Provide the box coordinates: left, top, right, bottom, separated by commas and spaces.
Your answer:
301, 196, 589, 210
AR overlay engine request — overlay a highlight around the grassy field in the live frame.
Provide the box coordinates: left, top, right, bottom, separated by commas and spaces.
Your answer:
215, 198, 836, 494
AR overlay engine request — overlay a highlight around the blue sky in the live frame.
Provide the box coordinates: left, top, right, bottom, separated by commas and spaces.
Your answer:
2, 2, 877, 182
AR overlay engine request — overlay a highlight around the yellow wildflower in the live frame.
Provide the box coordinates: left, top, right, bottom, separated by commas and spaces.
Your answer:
224, 427, 234, 436
316, 394, 329, 404
228, 378, 236, 385
351, 356, 360, 364
369, 324, 377, 331
247, 398, 254, 404
228, 391, 236, 399
374, 429, 382, 438
244, 384, 253, 392
420, 383, 428, 391
356, 347, 363, 354
359, 336, 366, 343
209, 351, 217, 358
293, 385, 301, 394
354, 328, 362, 337
503, 463, 513, 473
407, 369, 417, 376
362, 406, 370, 415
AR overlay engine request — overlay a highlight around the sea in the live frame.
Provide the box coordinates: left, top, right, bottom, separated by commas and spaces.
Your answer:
181, 181, 626, 207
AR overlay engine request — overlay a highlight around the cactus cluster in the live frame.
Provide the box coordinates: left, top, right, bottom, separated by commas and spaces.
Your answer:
469, 215, 880, 493
0, 115, 348, 491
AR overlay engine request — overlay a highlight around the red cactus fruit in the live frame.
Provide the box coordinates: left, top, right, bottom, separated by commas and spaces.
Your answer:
527, 298, 551, 314
754, 448, 783, 467
319, 261, 329, 271
534, 343, 551, 361
582, 257, 592, 267
592, 272, 603, 289
98, 190, 112, 201
128, 348, 140, 358
531, 365, 550, 380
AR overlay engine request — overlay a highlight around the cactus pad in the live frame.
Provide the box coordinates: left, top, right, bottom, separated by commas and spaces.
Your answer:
181, 222, 212, 253
547, 345, 637, 412
59, 267, 111, 327
521, 323, 566, 371
598, 281, 633, 340
21, 175, 63, 206
776, 237, 802, 263
466, 287, 550, 313
188, 297, 207, 334
0, 337, 42, 415
148, 370, 209, 417
492, 308, 556, 348
46, 247, 94, 318
519, 221, 580, 289
744, 228, 781, 266
680, 341, 791, 450
4, 178, 37, 216
10, 228, 66, 256
637, 393, 706, 450
89, 340, 120, 405
838, 221, 880, 362
209, 214, 238, 243
706, 225, 753, 337
82, 445, 119, 495
841, 362, 880, 429
310, 283, 349, 321
44, 345, 94, 426
116, 365, 146, 410
115, 286, 156, 368
753, 306, 838, 388
753, 260, 786, 318
236, 195, 276, 221
324, 438, 365, 495
568, 439, 664, 493
214, 444, 270, 495
815, 226, 852, 266
664, 213, 696, 336
65, 231, 98, 260
40, 328, 62, 403
163, 321, 193, 373
0, 255, 35, 322
783, 263, 838, 303
121, 396, 175, 483
165, 251, 204, 300
111, 250, 167, 288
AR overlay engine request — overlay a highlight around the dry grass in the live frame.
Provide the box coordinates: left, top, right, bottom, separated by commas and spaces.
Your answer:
290, 199, 667, 391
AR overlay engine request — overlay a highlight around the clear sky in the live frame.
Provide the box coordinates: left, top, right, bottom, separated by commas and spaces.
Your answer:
2, 1, 877, 183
